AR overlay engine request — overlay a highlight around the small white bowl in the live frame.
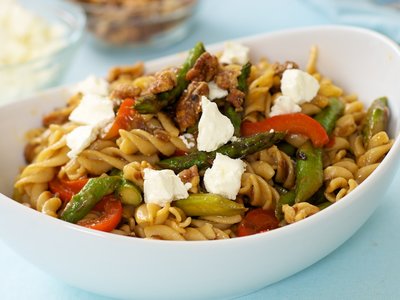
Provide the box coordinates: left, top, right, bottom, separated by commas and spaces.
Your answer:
0, 26, 399, 300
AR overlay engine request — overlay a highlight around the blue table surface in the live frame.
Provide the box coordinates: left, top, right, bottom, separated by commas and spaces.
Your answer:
1, 0, 400, 299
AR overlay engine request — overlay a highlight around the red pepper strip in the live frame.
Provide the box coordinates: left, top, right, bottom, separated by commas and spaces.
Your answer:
104, 98, 137, 139
48, 178, 89, 203
77, 195, 123, 232
241, 113, 329, 148
237, 208, 279, 237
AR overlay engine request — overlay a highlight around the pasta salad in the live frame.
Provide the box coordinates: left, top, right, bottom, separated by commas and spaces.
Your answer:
13, 42, 393, 240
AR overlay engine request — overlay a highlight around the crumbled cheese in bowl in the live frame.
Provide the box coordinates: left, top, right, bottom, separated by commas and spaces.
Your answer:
270, 95, 302, 117
66, 78, 116, 158
0, 0, 84, 102
0, 0, 66, 66
203, 153, 246, 200
280, 69, 320, 104
269, 69, 320, 116
219, 42, 250, 65
197, 96, 234, 152
143, 168, 190, 207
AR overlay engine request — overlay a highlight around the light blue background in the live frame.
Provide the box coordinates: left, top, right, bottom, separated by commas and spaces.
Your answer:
1, 0, 400, 299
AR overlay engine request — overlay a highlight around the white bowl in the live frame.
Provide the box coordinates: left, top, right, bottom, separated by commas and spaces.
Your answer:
0, 25, 400, 300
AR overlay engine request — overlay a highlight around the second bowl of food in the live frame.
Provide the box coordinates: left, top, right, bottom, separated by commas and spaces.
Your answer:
0, 25, 399, 299
71, 0, 198, 47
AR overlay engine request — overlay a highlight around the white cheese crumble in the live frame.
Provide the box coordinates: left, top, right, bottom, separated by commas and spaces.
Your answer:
0, 0, 67, 102
203, 153, 246, 200
270, 95, 302, 117
280, 69, 320, 104
219, 42, 250, 65
73, 75, 109, 96
269, 69, 320, 116
143, 168, 189, 207
179, 133, 196, 149
197, 96, 234, 152
66, 125, 98, 159
207, 81, 228, 100
66, 94, 115, 158
69, 94, 115, 127
0, 0, 66, 66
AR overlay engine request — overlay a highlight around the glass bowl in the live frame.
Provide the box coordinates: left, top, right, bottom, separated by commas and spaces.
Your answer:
0, 0, 86, 104
71, 0, 198, 47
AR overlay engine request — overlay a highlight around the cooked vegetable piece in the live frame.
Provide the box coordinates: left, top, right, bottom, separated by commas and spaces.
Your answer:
237, 62, 251, 93
109, 169, 143, 206
158, 131, 285, 172
314, 97, 345, 135
77, 195, 122, 232
174, 193, 246, 216
277, 142, 296, 157
61, 176, 122, 223
275, 190, 295, 221
237, 208, 279, 237
241, 113, 329, 147
134, 42, 206, 113
104, 98, 137, 139
317, 201, 332, 210
224, 62, 252, 136
295, 141, 323, 203
362, 97, 389, 146
48, 177, 89, 203
224, 105, 242, 136
117, 178, 143, 206
308, 186, 328, 206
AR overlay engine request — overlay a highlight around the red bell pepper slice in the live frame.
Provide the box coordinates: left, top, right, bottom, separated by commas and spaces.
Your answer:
77, 195, 123, 232
104, 98, 137, 139
49, 177, 89, 203
237, 208, 279, 237
241, 113, 329, 148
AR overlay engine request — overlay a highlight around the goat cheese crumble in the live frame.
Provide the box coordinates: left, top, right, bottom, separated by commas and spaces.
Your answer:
66, 81, 115, 158
197, 96, 234, 152
270, 69, 320, 116
203, 153, 246, 200
219, 42, 250, 65
143, 168, 189, 207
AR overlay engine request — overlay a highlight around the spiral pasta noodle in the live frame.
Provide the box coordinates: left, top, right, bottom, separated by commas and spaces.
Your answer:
117, 129, 188, 157
356, 131, 393, 183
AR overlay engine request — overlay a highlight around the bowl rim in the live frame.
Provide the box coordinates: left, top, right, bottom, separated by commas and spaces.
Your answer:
0, 0, 86, 71
2, 24, 400, 248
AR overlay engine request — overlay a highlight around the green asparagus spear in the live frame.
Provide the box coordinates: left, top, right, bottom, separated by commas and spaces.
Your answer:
314, 97, 345, 135
275, 190, 295, 221
295, 141, 323, 203
224, 62, 252, 136
134, 42, 206, 113
277, 141, 297, 157
158, 131, 285, 172
362, 97, 389, 146
110, 169, 143, 206
61, 176, 122, 223
237, 62, 252, 93
225, 105, 242, 136
317, 201, 332, 210
117, 179, 143, 207
308, 186, 328, 206
174, 193, 246, 216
